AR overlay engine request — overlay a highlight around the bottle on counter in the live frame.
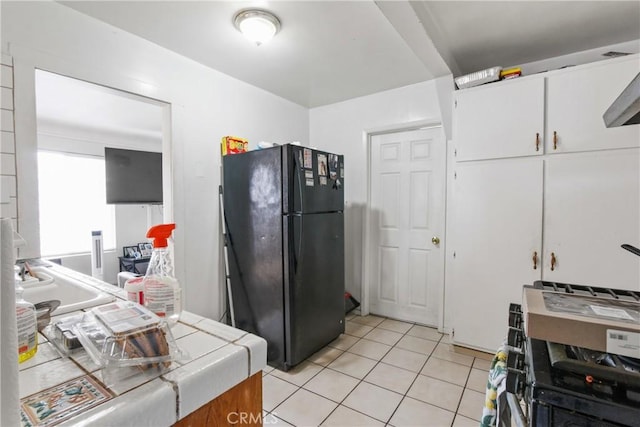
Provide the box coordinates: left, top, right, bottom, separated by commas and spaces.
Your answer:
142, 223, 181, 327
15, 266, 38, 363
124, 276, 145, 304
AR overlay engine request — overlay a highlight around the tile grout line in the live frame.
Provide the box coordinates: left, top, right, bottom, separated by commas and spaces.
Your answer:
450, 357, 477, 425
323, 318, 434, 425
268, 359, 333, 425
269, 316, 396, 425
318, 316, 402, 425
344, 320, 478, 423
342, 319, 449, 425
384, 331, 443, 425
265, 317, 478, 426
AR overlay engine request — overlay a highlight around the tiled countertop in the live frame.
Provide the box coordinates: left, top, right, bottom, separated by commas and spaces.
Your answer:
18, 264, 266, 426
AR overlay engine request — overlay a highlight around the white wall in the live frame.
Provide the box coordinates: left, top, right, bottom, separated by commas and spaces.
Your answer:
309, 80, 444, 318
0, 54, 16, 231
2, 1, 309, 320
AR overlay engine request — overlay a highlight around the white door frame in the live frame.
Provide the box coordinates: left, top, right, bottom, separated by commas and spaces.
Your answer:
361, 118, 446, 325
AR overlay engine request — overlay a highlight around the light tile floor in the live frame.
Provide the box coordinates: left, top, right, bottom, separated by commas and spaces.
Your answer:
263, 314, 493, 426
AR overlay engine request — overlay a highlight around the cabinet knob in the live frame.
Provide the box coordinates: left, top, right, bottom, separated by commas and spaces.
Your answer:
551, 252, 557, 271
532, 251, 538, 270
553, 131, 558, 150
431, 236, 440, 245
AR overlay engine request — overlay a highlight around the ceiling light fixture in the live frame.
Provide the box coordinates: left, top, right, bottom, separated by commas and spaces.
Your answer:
234, 9, 281, 46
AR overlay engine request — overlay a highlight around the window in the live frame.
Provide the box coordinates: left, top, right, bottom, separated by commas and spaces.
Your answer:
38, 151, 116, 256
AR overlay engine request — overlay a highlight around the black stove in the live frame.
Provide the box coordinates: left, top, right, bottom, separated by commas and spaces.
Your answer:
506, 281, 640, 427
525, 338, 640, 426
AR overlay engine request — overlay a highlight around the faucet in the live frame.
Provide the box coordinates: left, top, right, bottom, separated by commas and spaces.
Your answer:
13, 263, 25, 281
15, 261, 31, 281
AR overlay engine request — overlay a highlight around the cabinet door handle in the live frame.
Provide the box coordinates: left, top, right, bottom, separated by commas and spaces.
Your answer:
550, 252, 557, 271
553, 131, 558, 150
535, 133, 540, 151
532, 251, 538, 269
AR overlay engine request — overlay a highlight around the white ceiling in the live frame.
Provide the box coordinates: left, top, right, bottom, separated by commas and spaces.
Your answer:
36, 1, 639, 140
413, 1, 640, 77
57, 0, 640, 108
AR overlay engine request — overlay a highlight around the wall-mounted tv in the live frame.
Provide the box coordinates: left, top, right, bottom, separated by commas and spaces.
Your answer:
105, 147, 163, 204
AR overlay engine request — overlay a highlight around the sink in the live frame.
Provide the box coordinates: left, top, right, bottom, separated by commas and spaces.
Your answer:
21, 267, 115, 315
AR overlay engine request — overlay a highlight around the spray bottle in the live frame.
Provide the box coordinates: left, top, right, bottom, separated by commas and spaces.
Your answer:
142, 223, 181, 326
15, 266, 38, 363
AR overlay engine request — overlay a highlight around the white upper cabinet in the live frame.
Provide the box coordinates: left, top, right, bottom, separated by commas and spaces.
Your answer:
453, 77, 545, 161
546, 57, 640, 153
543, 149, 640, 290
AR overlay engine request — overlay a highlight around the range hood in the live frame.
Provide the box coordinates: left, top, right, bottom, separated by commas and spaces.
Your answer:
603, 72, 640, 127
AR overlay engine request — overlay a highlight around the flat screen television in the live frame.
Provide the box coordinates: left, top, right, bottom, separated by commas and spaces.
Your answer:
105, 147, 163, 204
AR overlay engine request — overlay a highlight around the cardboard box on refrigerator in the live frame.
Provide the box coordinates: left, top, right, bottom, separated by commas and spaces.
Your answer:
522, 286, 640, 357
221, 136, 248, 156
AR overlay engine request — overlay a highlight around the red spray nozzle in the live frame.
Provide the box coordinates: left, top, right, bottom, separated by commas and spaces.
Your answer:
146, 223, 175, 248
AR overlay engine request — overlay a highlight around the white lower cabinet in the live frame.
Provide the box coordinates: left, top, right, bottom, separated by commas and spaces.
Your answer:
543, 149, 640, 290
450, 159, 543, 351
450, 149, 640, 352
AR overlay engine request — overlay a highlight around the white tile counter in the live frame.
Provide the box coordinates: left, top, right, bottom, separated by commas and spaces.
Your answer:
17, 264, 266, 426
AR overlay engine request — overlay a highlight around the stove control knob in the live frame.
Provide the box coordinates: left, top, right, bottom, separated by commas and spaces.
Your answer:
508, 310, 523, 328
507, 352, 524, 370
507, 327, 524, 348
508, 304, 523, 329
506, 368, 525, 395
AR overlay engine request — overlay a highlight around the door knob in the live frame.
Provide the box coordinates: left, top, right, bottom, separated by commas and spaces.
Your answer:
431, 236, 440, 245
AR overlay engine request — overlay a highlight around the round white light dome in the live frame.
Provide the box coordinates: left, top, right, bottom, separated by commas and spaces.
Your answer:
234, 10, 281, 46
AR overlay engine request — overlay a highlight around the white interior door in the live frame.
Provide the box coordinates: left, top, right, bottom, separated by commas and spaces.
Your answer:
368, 127, 445, 326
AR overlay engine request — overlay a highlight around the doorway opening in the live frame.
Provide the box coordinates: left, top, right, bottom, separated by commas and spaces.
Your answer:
34, 69, 171, 284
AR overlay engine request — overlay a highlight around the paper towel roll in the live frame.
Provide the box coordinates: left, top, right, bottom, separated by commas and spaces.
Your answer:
1, 218, 20, 426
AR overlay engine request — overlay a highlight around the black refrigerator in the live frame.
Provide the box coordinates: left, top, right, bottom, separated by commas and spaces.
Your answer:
222, 144, 345, 371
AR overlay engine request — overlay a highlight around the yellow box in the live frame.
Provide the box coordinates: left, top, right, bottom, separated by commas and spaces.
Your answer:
221, 136, 248, 156
500, 67, 522, 78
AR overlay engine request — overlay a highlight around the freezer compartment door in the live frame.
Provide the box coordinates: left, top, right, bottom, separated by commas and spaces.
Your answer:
284, 212, 345, 368
283, 145, 344, 214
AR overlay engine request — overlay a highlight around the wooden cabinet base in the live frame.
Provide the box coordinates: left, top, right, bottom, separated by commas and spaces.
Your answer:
174, 372, 262, 427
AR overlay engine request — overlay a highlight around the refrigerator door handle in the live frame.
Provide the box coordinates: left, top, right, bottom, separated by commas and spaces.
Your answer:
292, 151, 304, 273
293, 149, 304, 213
293, 215, 304, 275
